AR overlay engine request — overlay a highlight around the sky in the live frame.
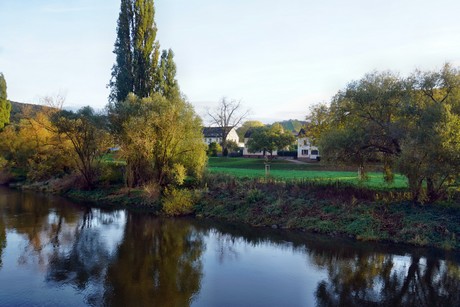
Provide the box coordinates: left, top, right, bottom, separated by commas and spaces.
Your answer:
1, 0, 460, 123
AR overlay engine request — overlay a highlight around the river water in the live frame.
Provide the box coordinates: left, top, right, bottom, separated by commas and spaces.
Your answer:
0, 187, 459, 306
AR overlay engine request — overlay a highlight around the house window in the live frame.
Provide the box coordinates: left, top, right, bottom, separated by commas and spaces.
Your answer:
301, 149, 309, 155
311, 150, 319, 155
303, 140, 307, 146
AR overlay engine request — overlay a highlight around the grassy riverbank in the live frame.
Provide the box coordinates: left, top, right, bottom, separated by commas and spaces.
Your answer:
196, 173, 460, 251
59, 171, 460, 251
6, 157, 460, 251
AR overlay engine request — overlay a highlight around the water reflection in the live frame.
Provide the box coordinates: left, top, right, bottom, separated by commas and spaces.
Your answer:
0, 214, 5, 269
313, 252, 460, 306
103, 216, 204, 306
0, 187, 459, 306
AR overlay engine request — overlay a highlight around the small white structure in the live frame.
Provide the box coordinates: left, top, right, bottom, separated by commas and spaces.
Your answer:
202, 126, 239, 145
297, 129, 320, 160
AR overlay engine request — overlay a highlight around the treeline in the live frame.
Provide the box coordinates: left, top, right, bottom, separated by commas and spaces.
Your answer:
306, 64, 460, 202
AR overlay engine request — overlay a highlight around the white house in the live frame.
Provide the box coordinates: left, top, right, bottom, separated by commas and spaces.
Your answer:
202, 126, 239, 145
297, 129, 320, 160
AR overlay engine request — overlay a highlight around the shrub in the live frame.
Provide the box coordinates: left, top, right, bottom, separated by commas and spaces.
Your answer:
246, 188, 264, 204
47, 174, 79, 193
0, 156, 7, 169
99, 163, 124, 185
345, 214, 376, 236
162, 188, 195, 216
207, 142, 222, 157
143, 181, 161, 201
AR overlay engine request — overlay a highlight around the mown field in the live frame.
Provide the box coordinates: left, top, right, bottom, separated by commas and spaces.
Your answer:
100, 154, 408, 189
207, 157, 408, 189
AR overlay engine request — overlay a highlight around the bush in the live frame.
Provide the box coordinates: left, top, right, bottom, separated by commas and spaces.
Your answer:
162, 188, 195, 216
246, 188, 264, 203
207, 142, 222, 157
0, 156, 7, 169
99, 163, 124, 185
143, 181, 161, 201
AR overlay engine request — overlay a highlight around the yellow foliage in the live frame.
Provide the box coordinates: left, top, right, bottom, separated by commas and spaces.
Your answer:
162, 188, 194, 216
0, 108, 75, 180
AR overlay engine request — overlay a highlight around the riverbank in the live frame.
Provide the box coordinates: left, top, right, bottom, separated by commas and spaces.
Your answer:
5, 172, 460, 251
195, 174, 460, 251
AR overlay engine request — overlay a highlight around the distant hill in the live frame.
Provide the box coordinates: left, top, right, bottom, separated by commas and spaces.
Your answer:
9, 100, 53, 124
273, 119, 307, 133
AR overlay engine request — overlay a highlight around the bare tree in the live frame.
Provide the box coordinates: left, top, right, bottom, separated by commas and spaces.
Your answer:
207, 97, 250, 156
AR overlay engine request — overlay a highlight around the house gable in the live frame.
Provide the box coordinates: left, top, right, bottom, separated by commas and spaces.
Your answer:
202, 126, 239, 145
297, 128, 320, 160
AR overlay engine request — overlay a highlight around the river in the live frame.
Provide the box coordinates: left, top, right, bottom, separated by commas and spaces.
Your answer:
0, 187, 459, 306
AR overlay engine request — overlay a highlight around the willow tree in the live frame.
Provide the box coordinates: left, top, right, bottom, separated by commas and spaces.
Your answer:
319, 71, 405, 181
0, 73, 11, 129
314, 65, 460, 201
120, 94, 206, 189
398, 65, 460, 202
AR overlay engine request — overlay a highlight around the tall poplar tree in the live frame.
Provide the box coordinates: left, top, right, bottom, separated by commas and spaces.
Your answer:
109, 0, 134, 104
108, 0, 182, 136
132, 0, 159, 98
109, 0, 159, 104
155, 49, 180, 100
0, 73, 11, 130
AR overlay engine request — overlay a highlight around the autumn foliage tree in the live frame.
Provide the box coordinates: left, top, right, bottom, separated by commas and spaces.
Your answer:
52, 107, 110, 188
0, 104, 74, 181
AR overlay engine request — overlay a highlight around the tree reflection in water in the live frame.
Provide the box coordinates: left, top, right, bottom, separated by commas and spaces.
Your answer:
0, 189, 204, 306
0, 215, 5, 269
103, 215, 204, 307
190, 219, 460, 307
311, 248, 460, 306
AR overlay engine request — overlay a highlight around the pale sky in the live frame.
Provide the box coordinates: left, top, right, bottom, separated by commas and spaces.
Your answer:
1, 0, 460, 123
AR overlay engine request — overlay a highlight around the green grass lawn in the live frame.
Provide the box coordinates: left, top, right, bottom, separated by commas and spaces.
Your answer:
101, 152, 126, 165
207, 157, 408, 189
